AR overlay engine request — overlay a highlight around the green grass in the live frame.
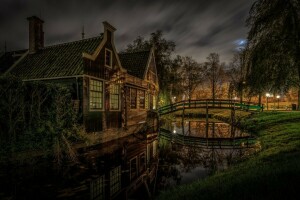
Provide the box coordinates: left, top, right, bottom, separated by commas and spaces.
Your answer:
157, 111, 300, 200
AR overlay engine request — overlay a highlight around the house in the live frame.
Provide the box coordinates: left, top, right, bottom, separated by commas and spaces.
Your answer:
0, 16, 159, 132
119, 50, 159, 127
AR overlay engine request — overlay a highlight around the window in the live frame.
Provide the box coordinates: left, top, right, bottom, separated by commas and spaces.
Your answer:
90, 175, 105, 200
110, 84, 120, 110
153, 96, 156, 109
130, 88, 137, 109
139, 90, 145, 109
90, 79, 103, 110
130, 157, 138, 180
153, 140, 158, 157
105, 49, 112, 67
139, 153, 146, 172
110, 166, 121, 196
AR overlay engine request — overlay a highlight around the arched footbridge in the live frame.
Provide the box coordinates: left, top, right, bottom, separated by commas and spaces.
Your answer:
158, 99, 263, 115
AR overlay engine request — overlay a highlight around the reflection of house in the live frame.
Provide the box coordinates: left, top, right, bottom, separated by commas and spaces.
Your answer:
0, 132, 158, 199
0, 16, 159, 132
88, 133, 159, 199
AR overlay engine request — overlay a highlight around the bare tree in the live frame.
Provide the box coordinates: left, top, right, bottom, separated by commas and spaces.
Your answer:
205, 53, 226, 101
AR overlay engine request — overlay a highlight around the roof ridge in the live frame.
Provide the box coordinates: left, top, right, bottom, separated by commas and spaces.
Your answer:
43, 34, 103, 49
119, 49, 150, 55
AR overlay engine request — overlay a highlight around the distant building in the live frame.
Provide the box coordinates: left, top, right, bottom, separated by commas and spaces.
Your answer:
0, 16, 159, 132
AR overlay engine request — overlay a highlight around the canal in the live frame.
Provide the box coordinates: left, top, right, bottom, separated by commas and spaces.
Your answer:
0, 117, 258, 200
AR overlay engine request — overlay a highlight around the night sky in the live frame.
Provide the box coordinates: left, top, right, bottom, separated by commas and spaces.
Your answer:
0, 0, 255, 63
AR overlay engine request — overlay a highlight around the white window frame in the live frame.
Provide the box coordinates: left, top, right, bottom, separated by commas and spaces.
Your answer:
105, 48, 113, 68
89, 78, 104, 111
110, 84, 120, 111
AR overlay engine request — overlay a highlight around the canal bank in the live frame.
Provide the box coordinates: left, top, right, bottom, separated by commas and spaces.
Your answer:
157, 111, 300, 200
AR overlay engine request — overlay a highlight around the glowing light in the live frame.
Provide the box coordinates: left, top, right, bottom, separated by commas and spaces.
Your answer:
276, 95, 280, 99
234, 39, 247, 51
239, 40, 246, 45
173, 129, 176, 134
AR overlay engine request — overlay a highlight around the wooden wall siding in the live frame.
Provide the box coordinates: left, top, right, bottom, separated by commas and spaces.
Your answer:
106, 112, 122, 129
127, 110, 147, 126
82, 76, 89, 117
84, 111, 103, 132
125, 86, 148, 126
125, 74, 148, 88
145, 91, 149, 109
82, 77, 103, 132
83, 39, 120, 80
125, 87, 130, 126
83, 76, 123, 132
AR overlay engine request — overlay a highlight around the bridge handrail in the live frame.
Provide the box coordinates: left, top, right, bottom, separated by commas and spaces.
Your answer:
159, 128, 256, 147
158, 99, 263, 114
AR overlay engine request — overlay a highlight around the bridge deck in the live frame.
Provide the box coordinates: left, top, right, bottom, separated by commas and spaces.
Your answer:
158, 99, 263, 115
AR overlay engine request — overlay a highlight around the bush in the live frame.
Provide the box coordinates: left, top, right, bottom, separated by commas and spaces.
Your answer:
0, 76, 85, 163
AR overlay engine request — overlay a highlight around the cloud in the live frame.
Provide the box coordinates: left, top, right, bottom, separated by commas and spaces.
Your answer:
0, 0, 255, 63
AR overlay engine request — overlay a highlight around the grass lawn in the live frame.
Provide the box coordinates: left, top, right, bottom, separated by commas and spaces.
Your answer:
157, 111, 300, 200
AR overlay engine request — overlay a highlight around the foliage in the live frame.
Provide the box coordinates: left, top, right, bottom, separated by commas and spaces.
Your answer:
0, 77, 86, 164
227, 52, 245, 100
170, 55, 205, 100
168, 55, 184, 100
157, 111, 300, 200
245, 0, 300, 107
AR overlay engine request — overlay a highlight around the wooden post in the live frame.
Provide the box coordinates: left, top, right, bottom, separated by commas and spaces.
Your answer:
206, 101, 209, 147
182, 101, 185, 121
212, 122, 215, 139
230, 106, 235, 138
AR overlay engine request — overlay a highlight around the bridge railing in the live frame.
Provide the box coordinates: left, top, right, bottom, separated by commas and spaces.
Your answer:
159, 128, 256, 148
158, 99, 263, 115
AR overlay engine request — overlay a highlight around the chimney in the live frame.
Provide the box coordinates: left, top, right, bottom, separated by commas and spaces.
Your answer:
27, 16, 44, 53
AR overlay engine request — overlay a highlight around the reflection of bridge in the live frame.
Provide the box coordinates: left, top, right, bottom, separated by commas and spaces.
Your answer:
160, 128, 256, 149
158, 99, 263, 115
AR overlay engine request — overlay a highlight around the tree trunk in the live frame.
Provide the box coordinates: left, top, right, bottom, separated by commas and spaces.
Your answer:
298, 86, 300, 110
258, 93, 262, 105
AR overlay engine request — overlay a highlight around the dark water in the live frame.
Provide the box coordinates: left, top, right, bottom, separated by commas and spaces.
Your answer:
156, 119, 257, 191
0, 134, 159, 200
0, 119, 257, 200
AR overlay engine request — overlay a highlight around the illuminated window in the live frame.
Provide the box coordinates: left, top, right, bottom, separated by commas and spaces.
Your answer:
110, 84, 120, 110
110, 166, 121, 196
139, 90, 145, 109
153, 96, 156, 109
105, 49, 112, 67
130, 88, 137, 109
90, 79, 103, 110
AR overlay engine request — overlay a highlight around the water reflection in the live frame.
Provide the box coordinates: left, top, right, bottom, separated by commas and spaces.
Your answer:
163, 120, 249, 138
0, 119, 258, 200
156, 118, 259, 190
0, 133, 159, 200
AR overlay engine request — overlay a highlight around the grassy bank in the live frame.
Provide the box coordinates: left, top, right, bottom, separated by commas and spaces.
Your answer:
157, 111, 300, 200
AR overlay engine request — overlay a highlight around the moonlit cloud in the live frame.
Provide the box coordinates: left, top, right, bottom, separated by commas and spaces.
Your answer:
0, 0, 255, 63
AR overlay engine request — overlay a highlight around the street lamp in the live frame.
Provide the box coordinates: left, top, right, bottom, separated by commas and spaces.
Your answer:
276, 95, 280, 109
173, 96, 176, 103
266, 93, 270, 110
